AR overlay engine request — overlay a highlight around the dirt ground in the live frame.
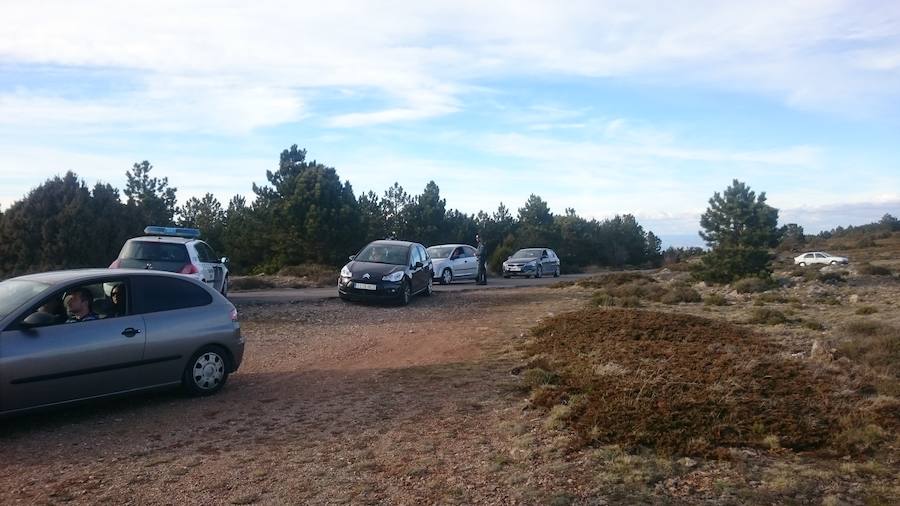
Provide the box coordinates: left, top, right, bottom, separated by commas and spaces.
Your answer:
2, 270, 897, 505
0, 288, 599, 505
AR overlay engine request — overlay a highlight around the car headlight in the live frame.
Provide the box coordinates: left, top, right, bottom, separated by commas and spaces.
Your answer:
340, 265, 352, 278
382, 271, 404, 282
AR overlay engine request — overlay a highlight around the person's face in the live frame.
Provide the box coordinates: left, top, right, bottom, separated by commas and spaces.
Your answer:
111, 286, 124, 306
64, 292, 86, 314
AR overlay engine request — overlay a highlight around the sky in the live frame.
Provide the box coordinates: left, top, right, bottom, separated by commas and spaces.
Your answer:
1, 0, 899, 247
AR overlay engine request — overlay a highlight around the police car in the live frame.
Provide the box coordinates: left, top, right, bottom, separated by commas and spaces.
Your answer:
110, 226, 230, 295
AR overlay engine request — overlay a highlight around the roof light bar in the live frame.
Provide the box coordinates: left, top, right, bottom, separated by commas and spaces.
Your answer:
143, 226, 201, 239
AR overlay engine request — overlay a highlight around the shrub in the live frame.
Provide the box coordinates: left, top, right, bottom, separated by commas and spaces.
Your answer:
660, 286, 701, 304
817, 271, 847, 285
802, 320, 825, 331
522, 368, 560, 388
277, 264, 339, 286
704, 294, 728, 306
733, 276, 777, 294
525, 308, 843, 456
748, 308, 788, 325
757, 292, 788, 304
228, 276, 276, 291
855, 306, 878, 315
858, 263, 892, 276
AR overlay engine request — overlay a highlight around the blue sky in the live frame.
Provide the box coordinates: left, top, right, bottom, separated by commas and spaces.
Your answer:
1, 1, 898, 247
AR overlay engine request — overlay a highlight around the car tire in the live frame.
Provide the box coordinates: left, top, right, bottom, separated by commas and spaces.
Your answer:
398, 280, 411, 306
536, 265, 543, 278
182, 345, 230, 396
424, 277, 433, 296
830, 261, 837, 265
798, 262, 806, 267
503, 275, 511, 279
441, 268, 453, 285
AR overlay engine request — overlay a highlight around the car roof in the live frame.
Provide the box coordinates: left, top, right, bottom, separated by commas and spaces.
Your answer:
427, 243, 472, 249
128, 235, 195, 244
517, 247, 552, 251
12, 268, 197, 285
370, 240, 417, 247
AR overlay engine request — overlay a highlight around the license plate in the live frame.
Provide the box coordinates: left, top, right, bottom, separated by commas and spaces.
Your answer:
509, 266, 520, 271
354, 282, 376, 291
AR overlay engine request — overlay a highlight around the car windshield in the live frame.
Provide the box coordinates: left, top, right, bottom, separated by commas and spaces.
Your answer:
511, 249, 542, 259
121, 241, 189, 262
427, 246, 455, 259
356, 244, 409, 265
0, 279, 51, 320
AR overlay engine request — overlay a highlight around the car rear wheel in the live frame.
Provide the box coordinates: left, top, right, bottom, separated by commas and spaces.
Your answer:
830, 260, 837, 265
798, 262, 806, 267
182, 345, 230, 396
441, 268, 453, 285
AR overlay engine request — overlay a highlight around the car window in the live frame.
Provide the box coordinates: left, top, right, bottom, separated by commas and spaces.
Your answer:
132, 276, 213, 314
804, 253, 813, 258
121, 241, 189, 263
814, 253, 825, 258
0, 279, 51, 321
451, 247, 463, 259
427, 246, 454, 259
419, 245, 428, 263
16, 279, 130, 328
357, 244, 411, 265
412, 246, 424, 265
199, 242, 219, 263
462, 246, 476, 258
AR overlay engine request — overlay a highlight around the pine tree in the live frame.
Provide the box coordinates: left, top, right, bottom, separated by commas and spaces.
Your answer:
696, 179, 780, 283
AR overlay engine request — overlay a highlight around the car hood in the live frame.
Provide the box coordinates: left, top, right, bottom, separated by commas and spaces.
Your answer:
506, 257, 538, 264
348, 261, 404, 279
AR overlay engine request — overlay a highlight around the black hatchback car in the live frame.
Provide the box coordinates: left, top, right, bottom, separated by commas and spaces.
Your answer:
338, 240, 433, 305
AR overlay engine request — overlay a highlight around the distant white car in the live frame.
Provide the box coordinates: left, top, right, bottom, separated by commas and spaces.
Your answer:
426, 244, 478, 284
793, 251, 849, 266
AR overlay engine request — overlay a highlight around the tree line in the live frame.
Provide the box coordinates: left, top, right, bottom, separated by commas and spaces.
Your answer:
0, 144, 663, 278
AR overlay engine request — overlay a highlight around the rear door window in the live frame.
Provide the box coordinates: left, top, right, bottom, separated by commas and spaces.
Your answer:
132, 276, 213, 314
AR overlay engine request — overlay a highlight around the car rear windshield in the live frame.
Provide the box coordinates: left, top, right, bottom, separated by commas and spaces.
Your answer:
0, 279, 51, 320
121, 241, 189, 263
511, 249, 541, 259
356, 244, 410, 265
426, 246, 455, 259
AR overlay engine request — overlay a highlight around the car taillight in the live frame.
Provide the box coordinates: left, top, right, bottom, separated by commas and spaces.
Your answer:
228, 303, 238, 322
109, 259, 121, 268
179, 263, 199, 274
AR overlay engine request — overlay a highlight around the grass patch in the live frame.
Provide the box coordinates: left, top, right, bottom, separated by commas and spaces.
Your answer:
836, 321, 900, 396
524, 308, 843, 456
855, 306, 879, 315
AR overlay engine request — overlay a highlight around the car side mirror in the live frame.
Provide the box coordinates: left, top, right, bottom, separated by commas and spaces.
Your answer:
349, 255, 356, 261
220, 257, 229, 264
415, 261, 424, 269
21, 311, 56, 328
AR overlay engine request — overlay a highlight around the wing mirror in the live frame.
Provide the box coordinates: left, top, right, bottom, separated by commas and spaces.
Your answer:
414, 261, 424, 269
21, 311, 57, 329
349, 255, 356, 261
220, 257, 229, 264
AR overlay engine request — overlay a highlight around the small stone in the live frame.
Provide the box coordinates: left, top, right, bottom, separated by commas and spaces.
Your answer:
678, 457, 697, 468
849, 294, 859, 304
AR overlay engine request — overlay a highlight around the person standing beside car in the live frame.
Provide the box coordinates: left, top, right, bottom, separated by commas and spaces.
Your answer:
475, 234, 487, 285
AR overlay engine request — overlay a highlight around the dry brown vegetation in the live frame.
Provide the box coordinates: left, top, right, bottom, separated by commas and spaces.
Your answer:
231, 264, 338, 291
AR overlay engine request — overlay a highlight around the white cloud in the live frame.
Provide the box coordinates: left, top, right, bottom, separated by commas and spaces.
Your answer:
0, 0, 898, 134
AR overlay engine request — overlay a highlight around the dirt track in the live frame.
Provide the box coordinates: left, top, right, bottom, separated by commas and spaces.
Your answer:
0, 288, 592, 505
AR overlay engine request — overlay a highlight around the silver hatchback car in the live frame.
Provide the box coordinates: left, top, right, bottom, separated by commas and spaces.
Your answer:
0, 269, 244, 416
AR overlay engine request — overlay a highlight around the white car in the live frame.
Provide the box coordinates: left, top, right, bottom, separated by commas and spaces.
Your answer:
426, 244, 479, 284
110, 226, 230, 295
793, 251, 849, 266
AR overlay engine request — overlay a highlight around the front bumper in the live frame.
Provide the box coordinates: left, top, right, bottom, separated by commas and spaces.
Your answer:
503, 264, 536, 276
338, 277, 404, 301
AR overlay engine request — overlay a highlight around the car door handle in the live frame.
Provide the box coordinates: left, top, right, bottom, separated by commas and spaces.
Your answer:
121, 328, 142, 338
